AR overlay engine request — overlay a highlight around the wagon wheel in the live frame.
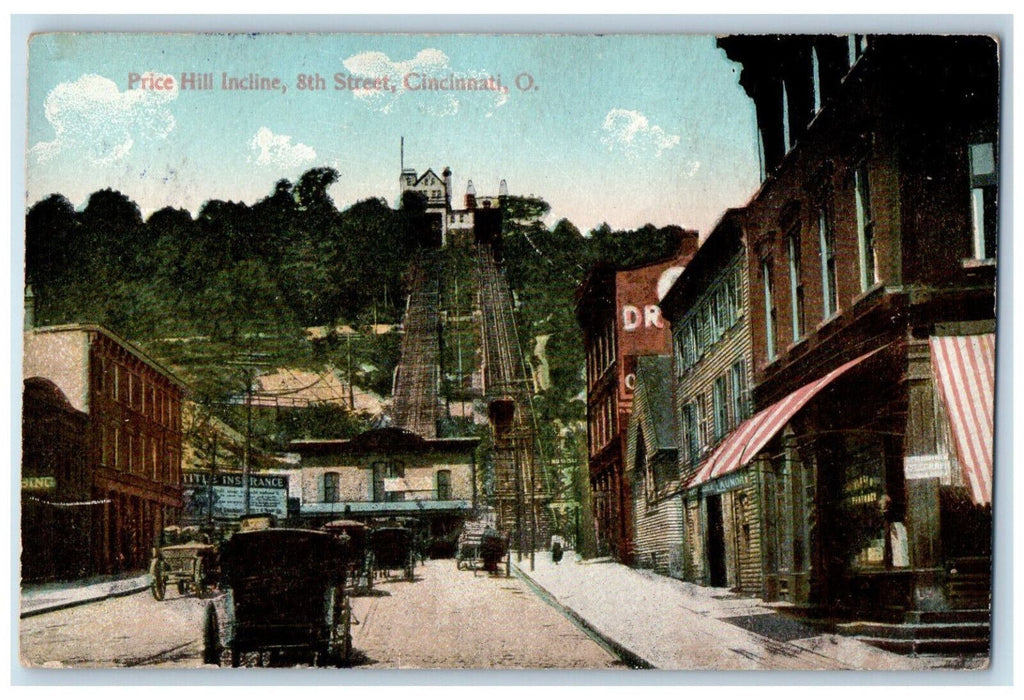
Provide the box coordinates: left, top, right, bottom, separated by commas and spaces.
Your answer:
150, 559, 166, 601
202, 602, 221, 665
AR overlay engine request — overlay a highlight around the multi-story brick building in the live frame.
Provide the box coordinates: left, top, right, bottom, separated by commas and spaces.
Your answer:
658, 208, 762, 595
715, 35, 998, 617
23, 324, 185, 577
576, 237, 698, 562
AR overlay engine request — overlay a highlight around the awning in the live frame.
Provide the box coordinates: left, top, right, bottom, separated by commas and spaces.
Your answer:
688, 347, 885, 489
930, 334, 995, 505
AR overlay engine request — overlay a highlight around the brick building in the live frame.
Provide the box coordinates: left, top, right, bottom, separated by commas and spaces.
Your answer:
23, 325, 185, 577
715, 35, 998, 617
576, 239, 698, 562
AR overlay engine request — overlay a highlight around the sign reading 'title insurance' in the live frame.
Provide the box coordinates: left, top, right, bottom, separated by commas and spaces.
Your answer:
182, 471, 289, 521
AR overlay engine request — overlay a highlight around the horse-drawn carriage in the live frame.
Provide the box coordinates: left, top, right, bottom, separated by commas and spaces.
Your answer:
323, 519, 372, 591
149, 526, 218, 600
203, 528, 353, 667
369, 526, 415, 581
455, 527, 508, 576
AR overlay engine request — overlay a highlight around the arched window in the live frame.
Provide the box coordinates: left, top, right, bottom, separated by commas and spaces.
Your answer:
323, 471, 340, 503
436, 470, 451, 500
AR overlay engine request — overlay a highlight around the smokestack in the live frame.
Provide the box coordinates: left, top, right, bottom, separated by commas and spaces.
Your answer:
443, 167, 452, 207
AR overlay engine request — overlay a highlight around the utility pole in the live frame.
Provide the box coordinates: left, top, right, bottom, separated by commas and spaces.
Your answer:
207, 428, 218, 527
243, 366, 253, 516
347, 331, 355, 410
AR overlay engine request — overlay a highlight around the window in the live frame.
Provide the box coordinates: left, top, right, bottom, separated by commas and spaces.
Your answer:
787, 231, 805, 341
818, 205, 838, 318
682, 402, 700, 466
323, 472, 340, 503
697, 394, 709, 449
847, 34, 869, 66
725, 271, 740, 327
730, 361, 748, 424
854, 164, 877, 291
811, 45, 822, 114
762, 259, 778, 361
437, 470, 452, 500
713, 375, 730, 442
101, 424, 113, 466
781, 80, 792, 153
969, 141, 998, 260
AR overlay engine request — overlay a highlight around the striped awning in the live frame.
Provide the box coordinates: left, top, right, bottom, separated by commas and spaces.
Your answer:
688, 347, 884, 489
930, 334, 995, 505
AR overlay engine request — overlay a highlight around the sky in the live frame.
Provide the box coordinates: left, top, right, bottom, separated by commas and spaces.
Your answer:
26, 33, 762, 237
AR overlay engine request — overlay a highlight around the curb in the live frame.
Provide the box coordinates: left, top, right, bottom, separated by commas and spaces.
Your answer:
511, 562, 655, 670
20, 579, 151, 619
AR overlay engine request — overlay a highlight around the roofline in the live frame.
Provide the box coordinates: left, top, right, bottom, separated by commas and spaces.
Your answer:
28, 323, 187, 388
660, 208, 746, 318
291, 436, 480, 454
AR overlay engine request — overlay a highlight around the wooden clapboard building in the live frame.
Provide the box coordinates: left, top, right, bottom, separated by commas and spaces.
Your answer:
659, 209, 762, 595
624, 356, 684, 577
716, 34, 998, 623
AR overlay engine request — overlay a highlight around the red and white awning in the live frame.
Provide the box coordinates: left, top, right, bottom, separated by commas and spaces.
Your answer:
930, 334, 995, 505
688, 347, 884, 489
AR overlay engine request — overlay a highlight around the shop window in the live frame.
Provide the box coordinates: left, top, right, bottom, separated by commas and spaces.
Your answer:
969, 141, 998, 260
854, 164, 877, 291
837, 437, 887, 569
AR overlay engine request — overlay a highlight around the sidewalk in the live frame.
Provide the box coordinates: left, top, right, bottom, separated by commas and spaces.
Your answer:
20, 572, 151, 618
512, 553, 981, 671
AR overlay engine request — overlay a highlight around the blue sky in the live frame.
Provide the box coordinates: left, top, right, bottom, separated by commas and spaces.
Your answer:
27, 33, 761, 236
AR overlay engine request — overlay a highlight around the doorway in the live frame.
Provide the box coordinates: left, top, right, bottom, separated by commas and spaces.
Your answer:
706, 494, 728, 587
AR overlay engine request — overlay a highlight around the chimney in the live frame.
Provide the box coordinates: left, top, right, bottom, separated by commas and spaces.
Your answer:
465, 180, 477, 209
443, 167, 452, 207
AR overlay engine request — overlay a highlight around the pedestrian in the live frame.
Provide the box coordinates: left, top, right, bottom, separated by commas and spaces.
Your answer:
551, 540, 563, 565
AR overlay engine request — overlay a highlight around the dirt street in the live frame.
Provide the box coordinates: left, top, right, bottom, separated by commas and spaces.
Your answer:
19, 558, 621, 670
350, 558, 621, 669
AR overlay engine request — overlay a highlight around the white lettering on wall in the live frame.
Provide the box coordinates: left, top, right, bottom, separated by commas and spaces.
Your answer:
621, 304, 664, 331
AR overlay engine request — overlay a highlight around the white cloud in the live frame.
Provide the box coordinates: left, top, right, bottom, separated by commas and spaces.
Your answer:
248, 127, 317, 169
30, 73, 178, 165
600, 108, 680, 158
